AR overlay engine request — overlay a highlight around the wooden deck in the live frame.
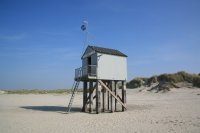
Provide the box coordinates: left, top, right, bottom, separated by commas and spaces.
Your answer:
75, 75, 97, 82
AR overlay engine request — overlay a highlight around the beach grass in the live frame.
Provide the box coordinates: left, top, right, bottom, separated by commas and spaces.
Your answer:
4, 89, 83, 94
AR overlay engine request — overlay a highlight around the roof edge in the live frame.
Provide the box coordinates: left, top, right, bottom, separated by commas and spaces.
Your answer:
88, 45, 128, 57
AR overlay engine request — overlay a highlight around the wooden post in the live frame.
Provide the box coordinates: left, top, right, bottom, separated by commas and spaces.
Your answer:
124, 81, 127, 106
105, 87, 107, 111
102, 85, 105, 112
99, 82, 102, 113
107, 84, 109, 110
89, 81, 93, 113
115, 81, 118, 112
111, 81, 114, 112
122, 81, 126, 111
82, 81, 88, 112
96, 80, 101, 114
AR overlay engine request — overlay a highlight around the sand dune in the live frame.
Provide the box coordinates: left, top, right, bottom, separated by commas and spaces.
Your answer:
0, 88, 200, 133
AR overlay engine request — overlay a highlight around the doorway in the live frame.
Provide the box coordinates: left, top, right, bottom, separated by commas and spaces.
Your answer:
88, 56, 91, 75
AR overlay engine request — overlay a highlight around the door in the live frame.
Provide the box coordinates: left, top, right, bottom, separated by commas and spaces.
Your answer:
88, 56, 91, 75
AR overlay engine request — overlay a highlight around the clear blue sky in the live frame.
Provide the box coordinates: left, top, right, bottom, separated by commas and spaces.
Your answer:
0, 0, 200, 89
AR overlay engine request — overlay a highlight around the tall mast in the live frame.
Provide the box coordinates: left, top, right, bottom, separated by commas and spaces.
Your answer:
81, 20, 88, 55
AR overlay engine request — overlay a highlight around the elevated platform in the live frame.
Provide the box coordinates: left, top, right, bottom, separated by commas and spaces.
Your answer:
75, 66, 97, 81
75, 75, 97, 81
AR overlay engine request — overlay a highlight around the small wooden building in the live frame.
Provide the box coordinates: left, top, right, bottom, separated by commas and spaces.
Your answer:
75, 45, 127, 113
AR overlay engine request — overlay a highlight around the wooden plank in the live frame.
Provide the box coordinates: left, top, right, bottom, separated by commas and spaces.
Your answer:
96, 80, 102, 114
98, 80, 127, 110
86, 83, 96, 102
117, 94, 122, 101
102, 87, 105, 112
115, 81, 118, 111
89, 81, 93, 112
98, 83, 102, 113
111, 81, 114, 112
82, 82, 88, 112
96, 81, 99, 114
122, 81, 127, 111
107, 88, 109, 110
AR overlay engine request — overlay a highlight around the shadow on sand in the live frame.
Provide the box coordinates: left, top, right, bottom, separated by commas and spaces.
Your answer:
20, 106, 82, 114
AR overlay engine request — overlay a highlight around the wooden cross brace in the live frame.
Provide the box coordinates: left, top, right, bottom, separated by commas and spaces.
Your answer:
98, 80, 127, 110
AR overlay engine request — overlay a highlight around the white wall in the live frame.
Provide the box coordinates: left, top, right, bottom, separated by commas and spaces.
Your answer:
97, 53, 127, 81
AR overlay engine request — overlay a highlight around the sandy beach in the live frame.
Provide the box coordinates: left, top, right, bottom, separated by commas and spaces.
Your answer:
0, 88, 200, 133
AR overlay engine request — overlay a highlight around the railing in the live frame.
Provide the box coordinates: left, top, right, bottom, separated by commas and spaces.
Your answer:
75, 65, 97, 79
75, 67, 82, 79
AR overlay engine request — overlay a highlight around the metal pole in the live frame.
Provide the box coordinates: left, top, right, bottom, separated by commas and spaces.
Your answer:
81, 21, 89, 56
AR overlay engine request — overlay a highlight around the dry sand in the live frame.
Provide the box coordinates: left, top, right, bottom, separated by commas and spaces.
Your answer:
0, 88, 200, 133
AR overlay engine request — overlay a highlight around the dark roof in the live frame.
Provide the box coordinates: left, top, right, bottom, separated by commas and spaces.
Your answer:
88, 45, 128, 57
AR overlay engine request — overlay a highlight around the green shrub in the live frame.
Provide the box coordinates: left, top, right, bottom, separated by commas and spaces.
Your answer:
157, 71, 194, 83
177, 71, 193, 83
147, 76, 157, 86
193, 76, 200, 88
127, 78, 144, 88
157, 74, 175, 82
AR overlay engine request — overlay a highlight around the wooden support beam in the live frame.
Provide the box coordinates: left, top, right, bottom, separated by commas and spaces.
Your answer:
98, 80, 127, 110
102, 87, 105, 112
89, 81, 93, 113
108, 81, 112, 111
96, 80, 102, 114
117, 94, 122, 101
122, 81, 127, 111
107, 86, 109, 110
105, 87, 107, 112
115, 81, 118, 111
82, 82, 88, 112
111, 81, 114, 112
86, 83, 97, 101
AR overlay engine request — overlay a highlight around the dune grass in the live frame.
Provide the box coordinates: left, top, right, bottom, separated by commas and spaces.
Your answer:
127, 71, 200, 89
4, 89, 83, 94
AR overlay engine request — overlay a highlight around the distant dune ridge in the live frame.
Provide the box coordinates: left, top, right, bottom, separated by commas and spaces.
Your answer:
1, 71, 200, 94
0, 89, 83, 94
126, 71, 200, 92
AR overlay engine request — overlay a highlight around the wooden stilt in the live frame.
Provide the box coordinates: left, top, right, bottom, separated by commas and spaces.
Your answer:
107, 84, 109, 110
96, 80, 98, 114
124, 81, 127, 106
99, 82, 102, 113
111, 81, 114, 112
102, 86, 105, 112
96, 80, 101, 114
82, 82, 88, 112
122, 81, 126, 111
105, 87, 107, 111
89, 81, 93, 113
115, 81, 118, 112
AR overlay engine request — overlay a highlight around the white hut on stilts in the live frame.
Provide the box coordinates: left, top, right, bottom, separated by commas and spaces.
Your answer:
68, 45, 128, 114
